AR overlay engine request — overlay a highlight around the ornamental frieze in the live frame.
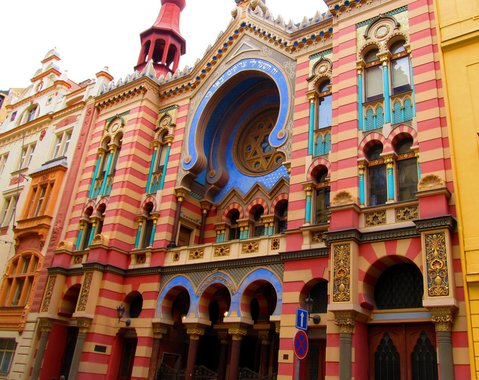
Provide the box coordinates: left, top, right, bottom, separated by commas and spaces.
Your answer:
425, 232, 449, 297
333, 244, 351, 302
40, 275, 56, 312
77, 272, 93, 312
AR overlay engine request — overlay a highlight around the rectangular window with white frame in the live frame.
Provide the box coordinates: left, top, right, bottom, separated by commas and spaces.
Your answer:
0, 194, 18, 227
18, 143, 36, 170
0, 153, 8, 175
52, 129, 72, 159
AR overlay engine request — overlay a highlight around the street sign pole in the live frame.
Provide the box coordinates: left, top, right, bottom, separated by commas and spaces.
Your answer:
295, 357, 300, 380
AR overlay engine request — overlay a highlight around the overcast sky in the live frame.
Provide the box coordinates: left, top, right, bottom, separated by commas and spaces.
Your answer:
0, 1, 328, 90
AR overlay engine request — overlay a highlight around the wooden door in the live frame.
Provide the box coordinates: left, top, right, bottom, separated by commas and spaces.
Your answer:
369, 324, 437, 380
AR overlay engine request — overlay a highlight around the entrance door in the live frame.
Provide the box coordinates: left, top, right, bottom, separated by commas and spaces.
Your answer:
118, 337, 137, 380
301, 339, 326, 380
369, 324, 438, 380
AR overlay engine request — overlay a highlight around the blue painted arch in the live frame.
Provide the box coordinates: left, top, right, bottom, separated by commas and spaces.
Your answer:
156, 275, 197, 319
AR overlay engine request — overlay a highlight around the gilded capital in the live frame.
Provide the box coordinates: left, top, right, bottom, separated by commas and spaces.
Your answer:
334, 311, 356, 334
429, 306, 457, 332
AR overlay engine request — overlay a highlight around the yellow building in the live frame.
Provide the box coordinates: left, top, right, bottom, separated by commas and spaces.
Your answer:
434, 0, 479, 378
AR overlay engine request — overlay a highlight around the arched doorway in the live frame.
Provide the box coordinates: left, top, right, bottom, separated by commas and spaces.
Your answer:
368, 263, 438, 380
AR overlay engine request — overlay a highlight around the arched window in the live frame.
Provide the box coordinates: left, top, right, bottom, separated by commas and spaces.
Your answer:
251, 205, 265, 237
0, 252, 40, 307
227, 209, 240, 241
26, 105, 39, 123
306, 281, 328, 314
138, 202, 155, 249
366, 142, 387, 206
394, 135, 418, 201
77, 207, 94, 250
390, 40, 411, 95
275, 200, 288, 234
317, 80, 332, 129
375, 263, 423, 309
364, 49, 383, 102
315, 168, 330, 223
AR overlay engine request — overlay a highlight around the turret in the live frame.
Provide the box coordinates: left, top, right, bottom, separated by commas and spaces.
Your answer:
135, 0, 186, 76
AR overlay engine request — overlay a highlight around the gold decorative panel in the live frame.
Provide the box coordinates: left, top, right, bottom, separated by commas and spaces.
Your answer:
40, 275, 56, 312
77, 272, 93, 312
242, 241, 259, 254
271, 238, 280, 251
365, 210, 386, 226
214, 245, 230, 257
425, 232, 449, 297
395, 206, 418, 222
333, 244, 351, 302
189, 249, 204, 260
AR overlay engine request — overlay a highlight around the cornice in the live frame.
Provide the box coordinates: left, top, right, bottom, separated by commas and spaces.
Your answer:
326, 226, 420, 244
95, 77, 156, 111
280, 248, 329, 261
414, 215, 456, 232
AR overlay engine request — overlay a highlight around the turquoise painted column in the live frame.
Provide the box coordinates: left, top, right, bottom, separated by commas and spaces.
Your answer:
358, 70, 364, 131
417, 159, 422, 180
359, 165, 366, 206
386, 158, 395, 201
159, 144, 172, 190
89, 154, 103, 198
308, 97, 316, 155
269, 224, 274, 236
75, 225, 84, 250
100, 147, 115, 195
146, 145, 159, 194
134, 222, 143, 248
149, 220, 157, 247
87, 222, 97, 246
304, 185, 313, 224
382, 62, 391, 123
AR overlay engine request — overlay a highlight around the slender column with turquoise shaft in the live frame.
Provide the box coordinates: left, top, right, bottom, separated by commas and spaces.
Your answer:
382, 63, 391, 123
269, 224, 274, 236
87, 222, 97, 246
100, 148, 115, 195
146, 146, 158, 194
149, 220, 157, 247
358, 71, 364, 131
308, 98, 315, 155
359, 165, 365, 206
89, 154, 103, 198
134, 222, 143, 248
264, 223, 269, 236
417, 159, 421, 180
386, 158, 395, 201
304, 185, 313, 224
159, 144, 172, 190
75, 225, 84, 250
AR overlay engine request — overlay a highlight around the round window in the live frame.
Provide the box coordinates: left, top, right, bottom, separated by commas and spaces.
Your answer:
235, 108, 284, 176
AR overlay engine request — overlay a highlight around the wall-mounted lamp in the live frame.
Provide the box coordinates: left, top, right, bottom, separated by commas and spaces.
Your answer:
116, 304, 131, 327
304, 295, 321, 325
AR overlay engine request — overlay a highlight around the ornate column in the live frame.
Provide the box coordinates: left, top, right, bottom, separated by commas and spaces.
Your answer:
148, 322, 169, 380
185, 326, 204, 379
217, 331, 229, 380
89, 149, 104, 198
68, 317, 92, 380
238, 220, 250, 240
358, 162, 366, 206
430, 306, 457, 380
215, 224, 226, 243
308, 93, 316, 155
228, 326, 248, 380
258, 330, 270, 378
385, 155, 395, 202
379, 53, 391, 123
304, 183, 313, 224
168, 188, 188, 248
357, 62, 365, 131
31, 318, 52, 379
149, 214, 159, 247
134, 218, 144, 248
75, 221, 86, 250
146, 141, 160, 193
159, 135, 174, 190
334, 311, 356, 380
100, 145, 116, 195
199, 201, 212, 244
263, 216, 275, 236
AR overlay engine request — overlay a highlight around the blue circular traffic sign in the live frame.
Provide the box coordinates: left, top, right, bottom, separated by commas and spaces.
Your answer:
293, 330, 309, 360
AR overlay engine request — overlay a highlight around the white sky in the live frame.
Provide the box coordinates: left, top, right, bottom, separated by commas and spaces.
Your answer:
0, 1, 328, 90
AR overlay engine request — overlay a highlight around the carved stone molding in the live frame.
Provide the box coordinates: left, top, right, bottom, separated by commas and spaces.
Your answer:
40, 275, 56, 312
333, 244, 351, 302
228, 326, 248, 340
395, 206, 418, 222
76, 317, 93, 332
365, 210, 386, 226
425, 232, 450, 297
333, 311, 356, 334
186, 327, 205, 339
429, 306, 458, 332
77, 271, 93, 312
38, 318, 53, 332
152, 322, 169, 338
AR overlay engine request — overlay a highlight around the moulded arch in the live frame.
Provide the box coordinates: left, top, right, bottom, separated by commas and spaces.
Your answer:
156, 275, 195, 320
235, 268, 283, 319
222, 203, 245, 221
196, 272, 235, 322
358, 133, 388, 159
307, 157, 331, 181
271, 193, 288, 213
246, 198, 269, 216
